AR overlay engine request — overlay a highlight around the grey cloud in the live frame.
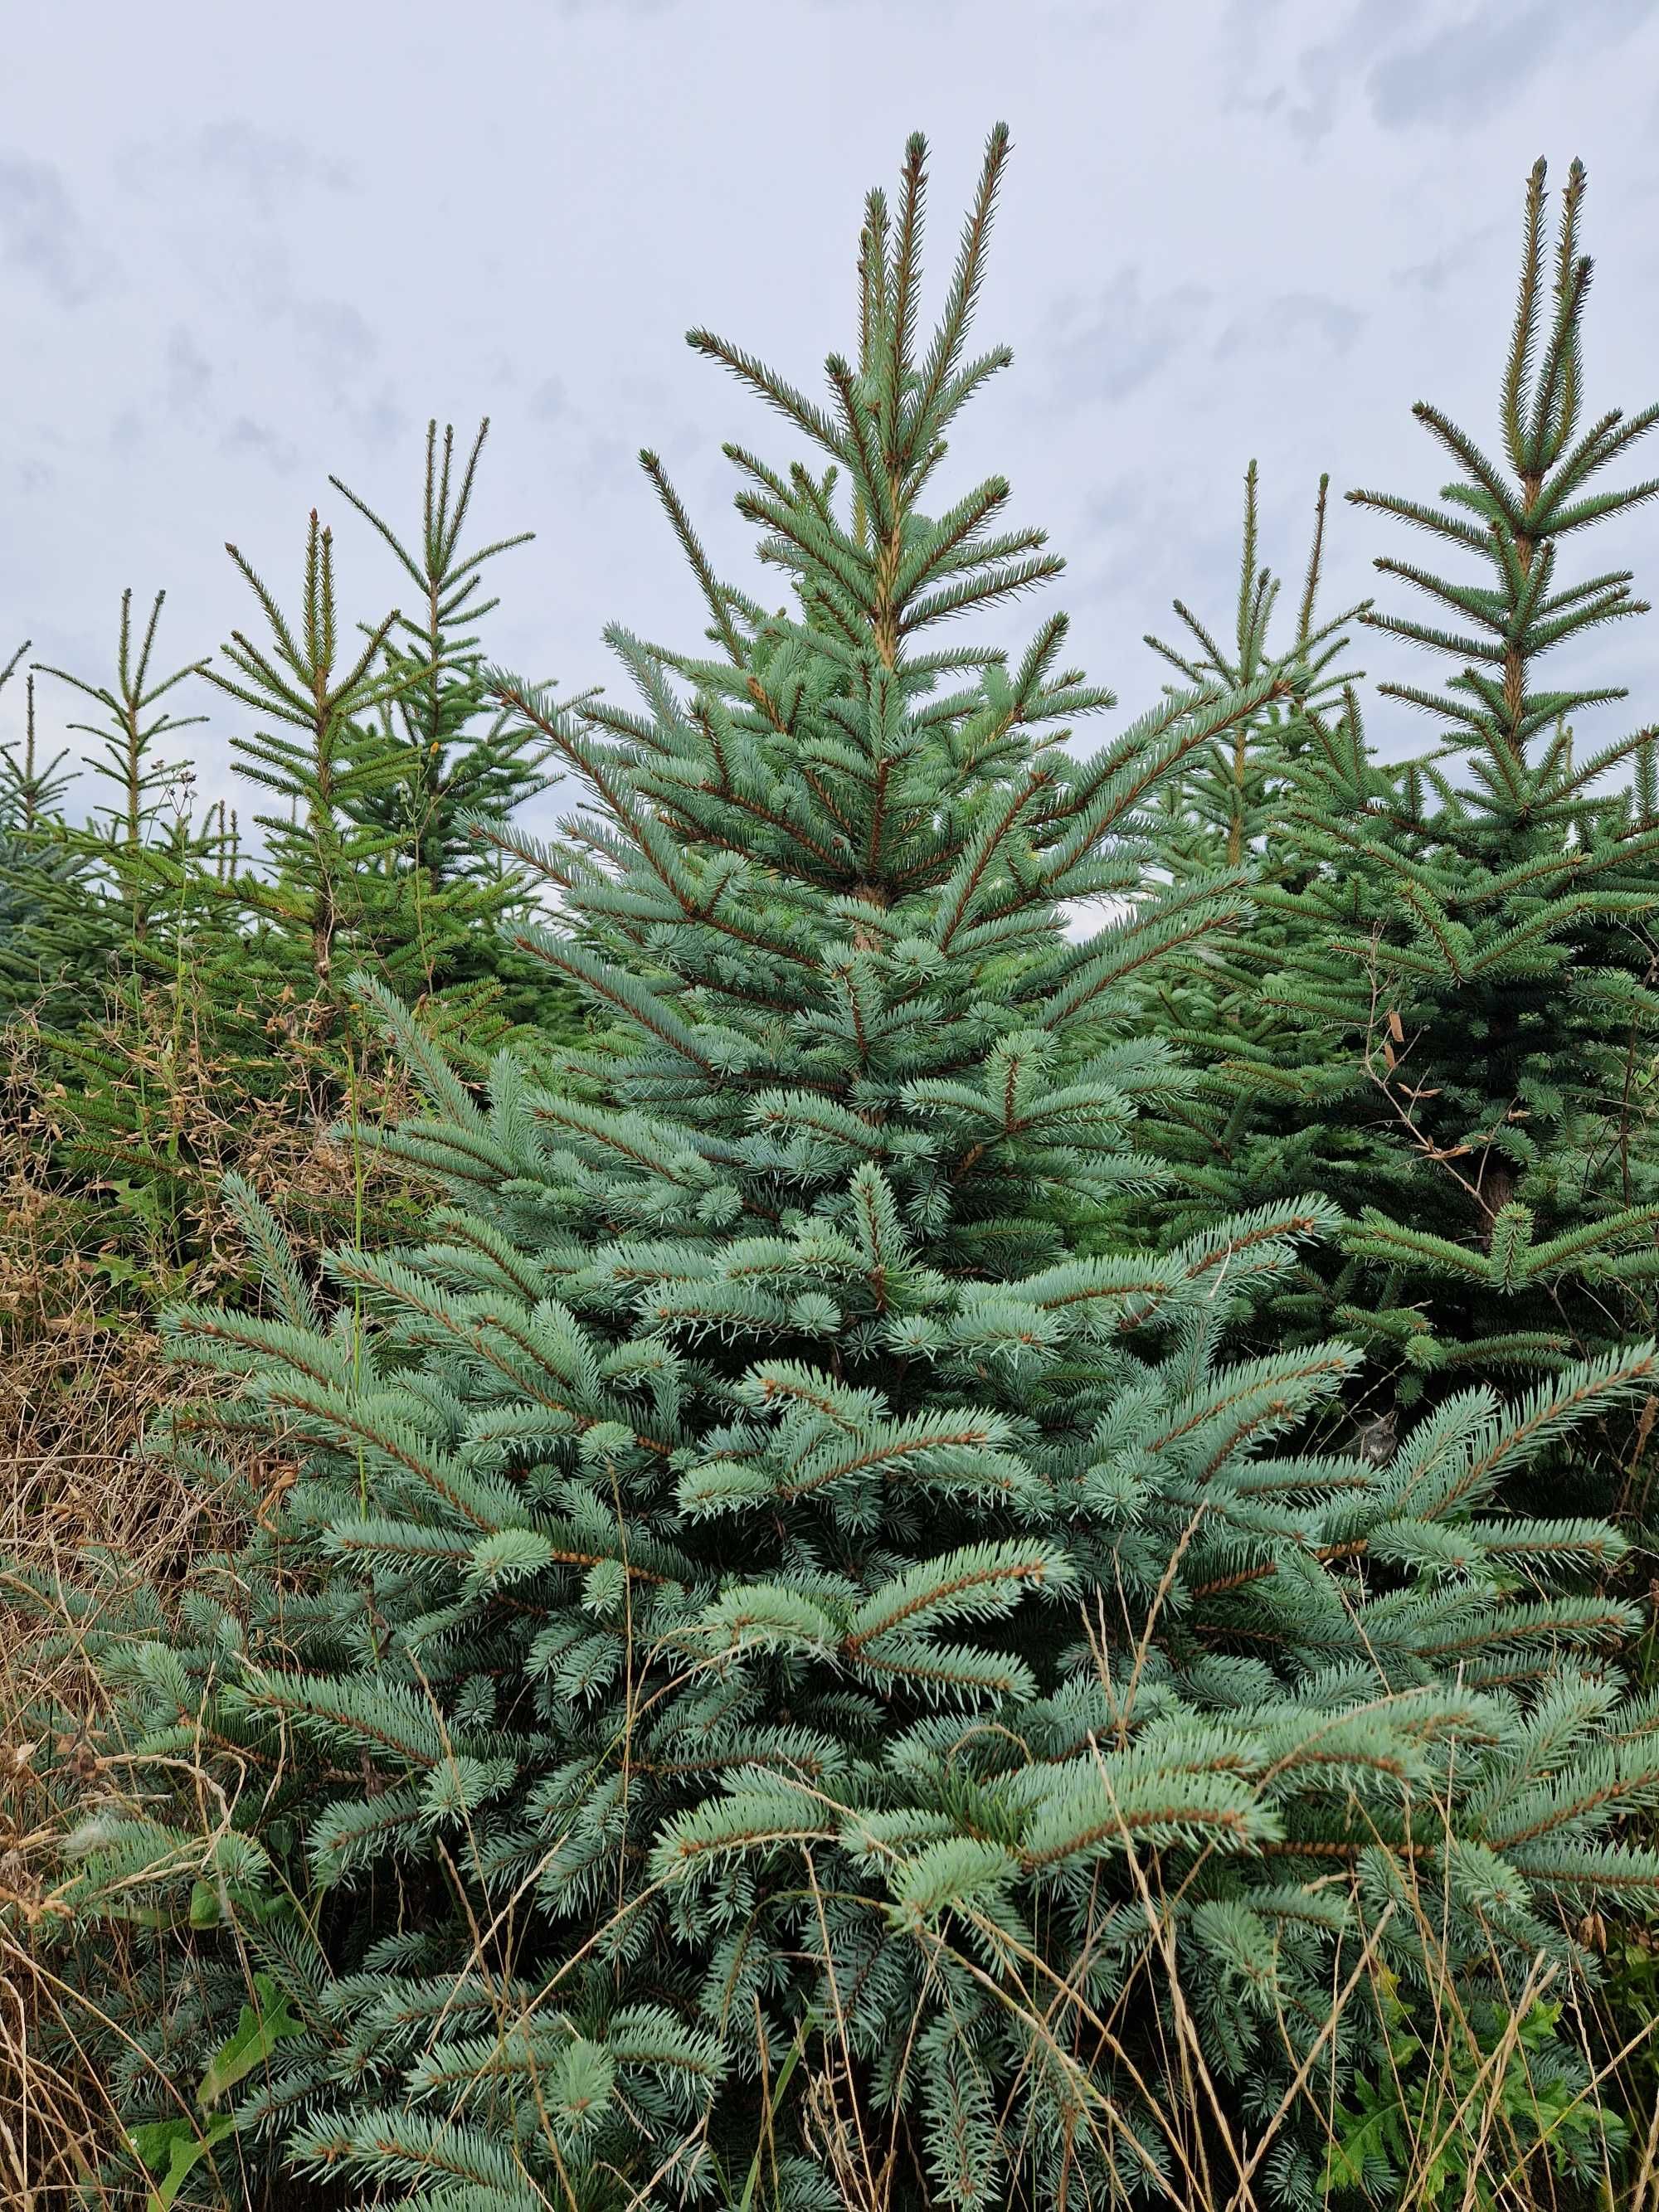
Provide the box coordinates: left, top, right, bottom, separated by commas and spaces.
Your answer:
528, 376, 568, 422
1048, 269, 1211, 407
1234, 0, 1650, 147
221, 416, 300, 475
576, 430, 645, 498
284, 300, 407, 448
1214, 290, 1365, 360
1300, 0, 1423, 97
1367, 0, 1653, 128
194, 123, 354, 215
1078, 467, 1238, 614
1236, 0, 1418, 143
1072, 469, 1158, 595
345, 386, 409, 451
289, 298, 378, 386
165, 327, 213, 417
116, 122, 354, 215
0, 153, 109, 306
1391, 223, 1500, 294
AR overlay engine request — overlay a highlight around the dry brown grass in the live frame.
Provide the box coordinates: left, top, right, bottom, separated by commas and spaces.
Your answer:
0, 1013, 420, 2209
0, 1322, 209, 2206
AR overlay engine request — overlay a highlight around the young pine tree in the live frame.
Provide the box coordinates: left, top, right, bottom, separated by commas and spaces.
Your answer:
207, 444, 583, 1073
2, 602, 206, 1028
36, 586, 210, 932
25, 590, 225, 1198
26, 133, 1659, 2212
1278, 160, 1659, 1394
328, 416, 586, 1046
7, 431, 581, 1303
1143, 163, 1659, 1425
0, 644, 85, 1017
1144, 463, 1348, 881
1129, 468, 1379, 1266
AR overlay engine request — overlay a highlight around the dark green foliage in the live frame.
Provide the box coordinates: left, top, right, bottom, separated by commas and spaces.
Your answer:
0, 426, 586, 1302
1143, 461, 1348, 877
37, 584, 208, 889
1322, 1991, 1619, 2207
0, 647, 90, 1015
328, 417, 590, 1038
1139, 163, 1659, 1427
19, 132, 1659, 2212
1319, 159, 1659, 1378
1129, 468, 1375, 1259
329, 419, 542, 886
200, 429, 561, 1036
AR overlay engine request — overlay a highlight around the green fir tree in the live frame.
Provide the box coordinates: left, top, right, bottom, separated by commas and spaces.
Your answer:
0, 644, 85, 1016
3, 430, 586, 1302
1140, 161, 1659, 1434
1319, 158, 1659, 1385
328, 416, 586, 1041
1129, 466, 1374, 1262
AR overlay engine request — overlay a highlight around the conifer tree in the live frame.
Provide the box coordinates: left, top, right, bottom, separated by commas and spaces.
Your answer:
0, 644, 83, 1014
13, 581, 329, 1292
1145, 463, 1348, 879
202, 506, 450, 1018
328, 416, 585, 1041
1143, 162, 1659, 1420
197, 440, 581, 1067
0, 640, 144, 1023
0, 645, 60, 830
19, 592, 231, 1247
2, 431, 586, 1300
1316, 158, 1659, 1383
1129, 471, 1374, 1262
21, 130, 1659, 2212
330, 417, 542, 890
36, 586, 209, 928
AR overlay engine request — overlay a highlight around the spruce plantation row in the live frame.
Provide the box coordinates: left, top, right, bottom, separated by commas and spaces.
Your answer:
4, 131, 1659, 2211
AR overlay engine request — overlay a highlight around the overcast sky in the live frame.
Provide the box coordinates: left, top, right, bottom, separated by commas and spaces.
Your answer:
5, 0, 1659, 829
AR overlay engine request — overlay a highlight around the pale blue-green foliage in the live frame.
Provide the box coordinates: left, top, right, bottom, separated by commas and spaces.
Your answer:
45, 1010, 1659, 2205
20, 129, 1659, 2212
